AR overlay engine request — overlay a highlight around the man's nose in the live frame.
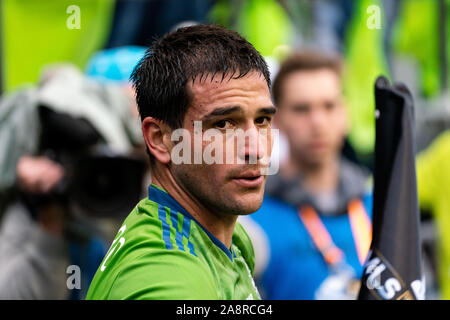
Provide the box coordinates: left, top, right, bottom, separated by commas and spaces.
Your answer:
309, 108, 328, 128
238, 126, 267, 164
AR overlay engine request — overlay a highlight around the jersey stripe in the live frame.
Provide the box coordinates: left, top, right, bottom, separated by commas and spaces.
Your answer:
158, 203, 197, 256
157, 204, 173, 250
170, 208, 185, 252
181, 214, 197, 256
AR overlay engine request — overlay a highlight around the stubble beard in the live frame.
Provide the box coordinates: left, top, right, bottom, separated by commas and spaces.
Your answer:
172, 164, 264, 219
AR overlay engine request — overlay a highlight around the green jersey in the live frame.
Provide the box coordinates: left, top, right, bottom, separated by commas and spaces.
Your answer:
86, 184, 260, 300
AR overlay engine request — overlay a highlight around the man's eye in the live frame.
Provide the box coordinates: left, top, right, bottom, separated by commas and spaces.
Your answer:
214, 119, 234, 129
324, 101, 336, 110
255, 116, 271, 126
293, 105, 309, 113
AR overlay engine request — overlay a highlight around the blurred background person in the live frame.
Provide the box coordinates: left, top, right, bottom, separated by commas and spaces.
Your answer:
240, 50, 372, 300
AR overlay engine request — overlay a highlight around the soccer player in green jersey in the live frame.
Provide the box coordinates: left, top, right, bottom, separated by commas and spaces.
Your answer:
86, 24, 275, 300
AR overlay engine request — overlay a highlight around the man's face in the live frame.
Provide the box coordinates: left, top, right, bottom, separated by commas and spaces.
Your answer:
276, 69, 348, 166
168, 71, 275, 216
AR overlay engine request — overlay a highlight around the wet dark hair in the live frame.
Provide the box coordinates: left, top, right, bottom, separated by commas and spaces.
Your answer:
130, 24, 271, 130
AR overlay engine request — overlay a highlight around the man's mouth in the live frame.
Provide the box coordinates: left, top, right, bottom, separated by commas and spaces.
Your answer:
309, 139, 328, 150
232, 171, 264, 188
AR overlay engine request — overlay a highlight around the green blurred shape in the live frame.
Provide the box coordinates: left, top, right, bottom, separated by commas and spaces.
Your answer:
210, 0, 293, 58
342, 0, 389, 158
417, 131, 450, 299
392, 0, 450, 98
1, 0, 115, 93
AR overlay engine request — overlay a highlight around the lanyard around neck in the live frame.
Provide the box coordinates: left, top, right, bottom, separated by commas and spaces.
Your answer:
298, 199, 372, 267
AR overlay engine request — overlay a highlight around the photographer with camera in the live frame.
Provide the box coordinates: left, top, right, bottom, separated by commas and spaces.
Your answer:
0, 64, 146, 299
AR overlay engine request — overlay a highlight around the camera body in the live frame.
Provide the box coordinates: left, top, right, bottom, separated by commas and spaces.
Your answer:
31, 105, 146, 219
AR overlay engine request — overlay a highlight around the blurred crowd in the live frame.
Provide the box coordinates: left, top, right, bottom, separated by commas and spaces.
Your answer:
0, 0, 449, 300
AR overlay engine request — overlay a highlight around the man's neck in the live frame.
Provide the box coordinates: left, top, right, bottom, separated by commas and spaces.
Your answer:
151, 168, 236, 249
283, 155, 340, 195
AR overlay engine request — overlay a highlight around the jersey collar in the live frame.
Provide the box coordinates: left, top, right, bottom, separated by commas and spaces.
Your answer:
148, 184, 235, 261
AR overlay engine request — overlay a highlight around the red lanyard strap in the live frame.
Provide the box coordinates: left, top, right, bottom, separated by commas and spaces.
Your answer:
298, 199, 372, 267
347, 199, 372, 265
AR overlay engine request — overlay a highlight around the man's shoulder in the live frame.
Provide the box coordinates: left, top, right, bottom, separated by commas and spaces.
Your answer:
87, 199, 218, 300
87, 247, 217, 299
106, 249, 218, 299
110, 198, 167, 252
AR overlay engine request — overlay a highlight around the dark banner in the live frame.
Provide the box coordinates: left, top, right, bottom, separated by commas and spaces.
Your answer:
358, 76, 424, 300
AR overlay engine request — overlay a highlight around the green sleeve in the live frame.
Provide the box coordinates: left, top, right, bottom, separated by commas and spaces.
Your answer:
106, 251, 219, 300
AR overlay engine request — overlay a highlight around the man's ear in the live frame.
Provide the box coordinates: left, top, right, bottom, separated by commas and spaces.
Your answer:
142, 117, 172, 165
